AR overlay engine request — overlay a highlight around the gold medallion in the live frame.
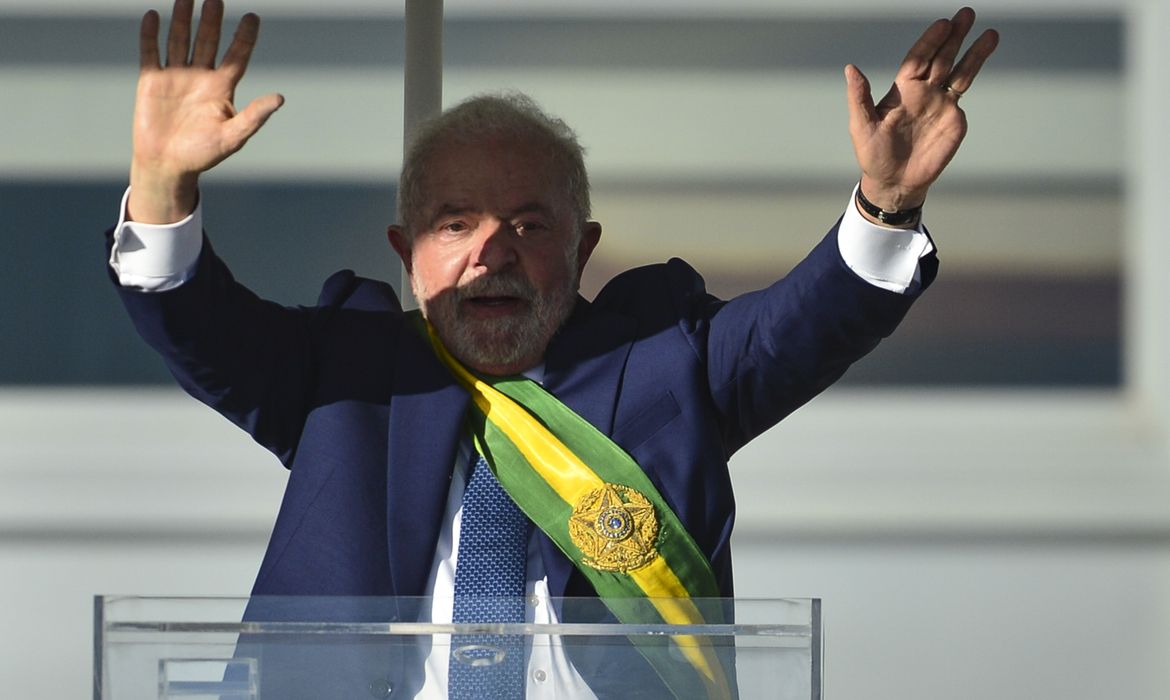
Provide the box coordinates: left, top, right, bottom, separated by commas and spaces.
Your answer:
568, 484, 659, 572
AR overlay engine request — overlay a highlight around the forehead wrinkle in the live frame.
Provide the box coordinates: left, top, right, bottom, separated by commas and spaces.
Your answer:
427, 200, 561, 225
506, 202, 559, 219
431, 203, 473, 217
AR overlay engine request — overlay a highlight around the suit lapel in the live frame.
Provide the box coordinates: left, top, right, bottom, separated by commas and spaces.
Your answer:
543, 299, 637, 435
386, 324, 469, 597
539, 300, 638, 597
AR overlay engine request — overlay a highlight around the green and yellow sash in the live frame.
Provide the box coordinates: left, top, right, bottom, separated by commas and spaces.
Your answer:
411, 312, 732, 700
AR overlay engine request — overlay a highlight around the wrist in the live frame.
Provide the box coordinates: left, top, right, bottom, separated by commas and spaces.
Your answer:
855, 179, 924, 228
128, 165, 199, 224
857, 175, 927, 212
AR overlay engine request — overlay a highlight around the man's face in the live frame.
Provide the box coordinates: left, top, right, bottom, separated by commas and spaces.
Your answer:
388, 136, 601, 376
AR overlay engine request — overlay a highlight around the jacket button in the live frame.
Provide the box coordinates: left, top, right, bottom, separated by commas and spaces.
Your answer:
368, 678, 392, 698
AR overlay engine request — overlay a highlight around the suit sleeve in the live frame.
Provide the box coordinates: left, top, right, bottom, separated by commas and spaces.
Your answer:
108, 231, 328, 466
703, 221, 937, 454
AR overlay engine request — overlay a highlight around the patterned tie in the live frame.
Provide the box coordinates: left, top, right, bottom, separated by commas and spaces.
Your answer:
448, 452, 531, 699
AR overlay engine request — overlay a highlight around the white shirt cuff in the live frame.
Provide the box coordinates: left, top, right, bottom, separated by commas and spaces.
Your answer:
836, 184, 934, 294
108, 186, 203, 291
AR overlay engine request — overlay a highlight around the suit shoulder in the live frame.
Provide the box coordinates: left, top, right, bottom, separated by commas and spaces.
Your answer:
317, 270, 404, 313
594, 258, 707, 301
592, 258, 722, 319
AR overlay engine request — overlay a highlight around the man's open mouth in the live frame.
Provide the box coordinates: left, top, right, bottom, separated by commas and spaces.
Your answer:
464, 295, 528, 314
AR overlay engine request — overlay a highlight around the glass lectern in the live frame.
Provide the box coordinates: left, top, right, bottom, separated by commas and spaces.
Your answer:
94, 596, 821, 699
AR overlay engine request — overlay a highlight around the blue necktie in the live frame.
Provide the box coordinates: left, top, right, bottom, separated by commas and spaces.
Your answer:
449, 452, 530, 699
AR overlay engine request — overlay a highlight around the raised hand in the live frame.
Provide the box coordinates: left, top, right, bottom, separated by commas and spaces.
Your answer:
845, 7, 998, 217
128, 0, 283, 223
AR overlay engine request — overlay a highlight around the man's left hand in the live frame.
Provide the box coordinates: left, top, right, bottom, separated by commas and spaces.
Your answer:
846, 6, 999, 214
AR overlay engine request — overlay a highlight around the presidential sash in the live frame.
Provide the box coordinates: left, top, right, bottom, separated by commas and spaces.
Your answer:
410, 311, 732, 700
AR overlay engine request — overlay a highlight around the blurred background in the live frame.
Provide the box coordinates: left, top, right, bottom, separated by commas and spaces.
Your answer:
1, 0, 1168, 697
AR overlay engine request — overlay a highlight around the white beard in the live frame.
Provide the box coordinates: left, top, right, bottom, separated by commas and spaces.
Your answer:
413, 250, 579, 373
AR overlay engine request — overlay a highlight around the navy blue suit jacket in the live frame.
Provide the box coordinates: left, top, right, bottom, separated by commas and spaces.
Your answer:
115, 223, 932, 602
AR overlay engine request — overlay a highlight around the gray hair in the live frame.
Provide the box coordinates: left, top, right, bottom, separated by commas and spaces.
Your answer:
397, 92, 591, 236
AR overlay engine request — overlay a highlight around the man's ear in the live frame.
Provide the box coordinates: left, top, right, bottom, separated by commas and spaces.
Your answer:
386, 225, 412, 274
576, 221, 602, 276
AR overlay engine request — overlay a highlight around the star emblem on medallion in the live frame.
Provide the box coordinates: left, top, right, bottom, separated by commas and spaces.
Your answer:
568, 483, 659, 572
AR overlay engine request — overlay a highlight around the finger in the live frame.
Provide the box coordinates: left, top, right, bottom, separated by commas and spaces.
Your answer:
165, 0, 194, 66
139, 10, 161, 70
896, 17, 952, 82
844, 64, 878, 135
946, 28, 1000, 94
190, 0, 224, 68
927, 7, 976, 85
219, 13, 261, 83
224, 93, 285, 151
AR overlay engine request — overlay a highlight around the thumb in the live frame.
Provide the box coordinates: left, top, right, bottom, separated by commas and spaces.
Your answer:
224, 92, 285, 152
843, 64, 877, 136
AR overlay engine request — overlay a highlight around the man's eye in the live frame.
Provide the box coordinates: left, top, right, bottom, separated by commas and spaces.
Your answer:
440, 221, 468, 233
515, 221, 546, 235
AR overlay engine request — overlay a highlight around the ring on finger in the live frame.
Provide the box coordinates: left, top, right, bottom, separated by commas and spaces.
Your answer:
945, 84, 965, 98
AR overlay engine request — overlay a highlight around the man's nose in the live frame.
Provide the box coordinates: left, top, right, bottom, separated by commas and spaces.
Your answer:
471, 219, 519, 271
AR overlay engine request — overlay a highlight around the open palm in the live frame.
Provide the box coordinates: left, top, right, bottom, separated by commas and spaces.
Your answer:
846, 7, 999, 213
129, 0, 282, 222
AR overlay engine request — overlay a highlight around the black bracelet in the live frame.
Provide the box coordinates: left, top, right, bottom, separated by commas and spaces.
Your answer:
856, 184, 922, 226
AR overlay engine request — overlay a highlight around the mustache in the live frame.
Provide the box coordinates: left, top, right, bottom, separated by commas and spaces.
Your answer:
453, 273, 536, 302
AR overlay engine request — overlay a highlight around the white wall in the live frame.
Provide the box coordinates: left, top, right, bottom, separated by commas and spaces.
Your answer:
734, 539, 1170, 699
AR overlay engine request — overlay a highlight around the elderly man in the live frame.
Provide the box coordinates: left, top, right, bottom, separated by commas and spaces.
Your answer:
109, 1, 996, 697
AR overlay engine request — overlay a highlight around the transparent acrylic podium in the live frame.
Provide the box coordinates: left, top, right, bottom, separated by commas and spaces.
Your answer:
94, 596, 821, 699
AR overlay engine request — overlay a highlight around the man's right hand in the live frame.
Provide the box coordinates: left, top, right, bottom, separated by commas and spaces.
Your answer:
128, 0, 283, 223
